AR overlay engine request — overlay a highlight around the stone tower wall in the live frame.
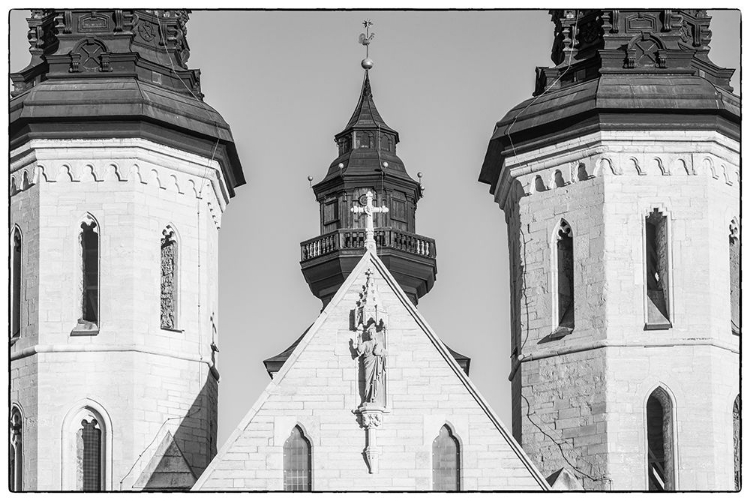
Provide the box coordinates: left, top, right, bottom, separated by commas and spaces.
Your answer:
501, 130, 740, 490
9, 138, 227, 490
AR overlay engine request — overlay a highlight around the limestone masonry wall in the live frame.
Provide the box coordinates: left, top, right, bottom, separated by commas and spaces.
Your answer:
195, 259, 545, 491
10, 138, 226, 490
501, 131, 740, 491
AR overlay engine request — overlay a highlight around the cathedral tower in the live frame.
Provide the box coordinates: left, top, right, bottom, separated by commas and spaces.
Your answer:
299, 52, 437, 307
9, 10, 244, 491
265, 27, 469, 379
479, 10, 739, 491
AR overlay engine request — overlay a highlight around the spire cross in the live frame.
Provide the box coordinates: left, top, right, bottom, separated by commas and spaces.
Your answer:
351, 191, 389, 253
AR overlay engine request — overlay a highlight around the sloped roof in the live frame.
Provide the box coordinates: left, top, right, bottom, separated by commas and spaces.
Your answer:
194, 250, 549, 490
341, 72, 397, 135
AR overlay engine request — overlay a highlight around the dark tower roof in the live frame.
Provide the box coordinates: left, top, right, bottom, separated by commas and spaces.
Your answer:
342, 72, 398, 135
318, 71, 414, 187
10, 9, 245, 195
300, 68, 437, 307
479, 9, 739, 193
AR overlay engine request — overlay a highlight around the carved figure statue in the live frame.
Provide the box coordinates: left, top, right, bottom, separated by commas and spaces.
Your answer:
355, 323, 387, 406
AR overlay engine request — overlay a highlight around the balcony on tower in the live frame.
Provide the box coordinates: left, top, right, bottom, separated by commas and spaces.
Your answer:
299, 71, 437, 306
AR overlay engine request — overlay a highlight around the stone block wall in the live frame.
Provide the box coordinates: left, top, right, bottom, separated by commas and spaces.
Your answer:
498, 130, 740, 490
9, 138, 228, 490
195, 256, 546, 491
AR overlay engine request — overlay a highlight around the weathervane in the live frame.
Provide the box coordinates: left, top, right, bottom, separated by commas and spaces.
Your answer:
359, 20, 375, 70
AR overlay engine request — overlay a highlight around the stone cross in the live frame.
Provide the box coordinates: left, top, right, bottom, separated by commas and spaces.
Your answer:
351, 191, 389, 253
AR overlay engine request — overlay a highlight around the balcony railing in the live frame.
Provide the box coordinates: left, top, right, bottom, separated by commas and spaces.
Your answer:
301, 228, 436, 261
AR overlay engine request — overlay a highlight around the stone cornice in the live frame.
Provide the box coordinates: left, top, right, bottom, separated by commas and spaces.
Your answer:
10, 343, 221, 381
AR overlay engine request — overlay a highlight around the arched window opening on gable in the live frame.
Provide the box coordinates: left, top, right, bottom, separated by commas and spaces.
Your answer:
161, 226, 179, 330
11, 227, 22, 340
283, 426, 311, 492
78, 418, 102, 491
645, 209, 671, 329
73, 216, 99, 334
646, 388, 675, 491
9, 406, 22, 492
432, 425, 460, 491
730, 218, 740, 335
553, 220, 574, 337
734, 395, 741, 490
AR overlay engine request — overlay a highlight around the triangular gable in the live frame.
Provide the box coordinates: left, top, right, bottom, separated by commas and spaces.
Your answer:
194, 250, 549, 490
135, 430, 197, 491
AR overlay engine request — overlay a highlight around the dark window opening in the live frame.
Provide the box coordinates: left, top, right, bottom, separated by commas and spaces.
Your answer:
11, 228, 22, 339
647, 388, 675, 491
556, 220, 574, 336
74, 220, 99, 333
9, 407, 22, 492
78, 419, 102, 492
645, 210, 670, 328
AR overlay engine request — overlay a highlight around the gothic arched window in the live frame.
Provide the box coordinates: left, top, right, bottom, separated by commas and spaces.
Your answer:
9, 406, 22, 492
73, 215, 100, 334
555, 220, 574, 334
62, 405, 111, 491
730, 218, 740, 335
432, 425, 460, 491
646, 387, 675, 491
283, 426, 311, 491
645, 209, 671, 329
78, 418, 102, 491
11, 226, 22, 340
161, 226, 179, 330
734, 395, 741, 490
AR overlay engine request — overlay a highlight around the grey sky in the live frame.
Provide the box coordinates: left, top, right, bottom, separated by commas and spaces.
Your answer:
9, 9, 741, 448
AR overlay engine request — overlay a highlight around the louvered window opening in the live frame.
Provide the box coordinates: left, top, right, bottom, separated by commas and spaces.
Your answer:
432, 425, 460, 491
283, 426, 311, 491
80, 419, 101, 491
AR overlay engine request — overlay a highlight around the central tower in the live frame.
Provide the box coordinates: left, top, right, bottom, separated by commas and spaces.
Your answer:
299, 32, 437, 306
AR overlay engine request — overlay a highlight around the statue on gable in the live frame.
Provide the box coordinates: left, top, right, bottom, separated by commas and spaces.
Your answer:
355, 321, 387, 407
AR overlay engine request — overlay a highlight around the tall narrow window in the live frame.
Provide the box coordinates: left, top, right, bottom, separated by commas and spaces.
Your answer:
160, 226, 178, 330
74, 216, 99, 333
730, 218, 740, 335
11, 227, 22, 339
432, 425, 460, 491
646, 387, 675, 491
734, 395, 741, 490
645, 209, 671, 329
77, 418, 102, 491
555, 220, 574, 335
9, 407, 22, 492
283, 426, 311, 491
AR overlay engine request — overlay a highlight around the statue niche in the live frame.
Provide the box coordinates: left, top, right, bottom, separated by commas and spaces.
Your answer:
351, 268, 388, 410
355, 320, 387, 408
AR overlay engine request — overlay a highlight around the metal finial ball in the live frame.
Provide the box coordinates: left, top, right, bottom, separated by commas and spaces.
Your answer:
417, 172, 423, 178
307, 176, 313, 182
338, 163, 345, 170
361, 58, 374, 70
382, 161, 388, 168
